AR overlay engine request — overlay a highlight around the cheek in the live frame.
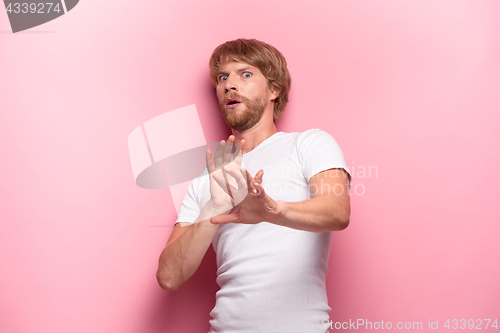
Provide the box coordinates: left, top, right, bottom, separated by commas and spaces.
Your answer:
216, 88, 224, 101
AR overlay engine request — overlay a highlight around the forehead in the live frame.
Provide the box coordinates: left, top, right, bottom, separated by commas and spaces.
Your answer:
217, 60, 260, 73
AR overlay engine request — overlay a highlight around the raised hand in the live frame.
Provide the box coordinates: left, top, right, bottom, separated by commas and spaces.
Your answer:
206, 136, 248, 213
210, 169, 280, 225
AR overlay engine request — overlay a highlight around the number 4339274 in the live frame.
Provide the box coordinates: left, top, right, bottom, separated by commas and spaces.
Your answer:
6, 3, 62, 14
443, 319, 498, 330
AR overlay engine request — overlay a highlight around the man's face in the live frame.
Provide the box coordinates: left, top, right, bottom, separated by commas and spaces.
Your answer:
216, 61, 278, 132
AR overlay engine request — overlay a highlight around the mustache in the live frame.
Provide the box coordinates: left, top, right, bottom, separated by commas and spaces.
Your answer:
222, 93, 247, 105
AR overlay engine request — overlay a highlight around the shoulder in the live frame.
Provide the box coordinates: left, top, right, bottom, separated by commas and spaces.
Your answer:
294, 128, 348, 172
295, 128, 339, 149
291, 129, 350, 185
273, 129, 334, 147
297, 128, 333, 138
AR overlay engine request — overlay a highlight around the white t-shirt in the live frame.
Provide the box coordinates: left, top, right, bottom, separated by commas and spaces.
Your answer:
176, 129, 350, 333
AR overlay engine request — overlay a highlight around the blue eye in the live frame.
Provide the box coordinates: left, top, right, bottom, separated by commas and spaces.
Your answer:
243, 72, 252, 78
219, 75, 228, 82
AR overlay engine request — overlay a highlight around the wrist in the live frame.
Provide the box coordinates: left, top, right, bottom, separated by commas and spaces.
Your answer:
270, 200, 287, 226
205, 199, 231, 214
196, 200, 230, 222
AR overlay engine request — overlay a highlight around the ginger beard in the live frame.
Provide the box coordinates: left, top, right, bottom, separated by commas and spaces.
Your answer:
218, 93, 267, 132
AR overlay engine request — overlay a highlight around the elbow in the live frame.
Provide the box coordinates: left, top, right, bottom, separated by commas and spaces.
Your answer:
324, 216, 349, 232
337, 216, 350, 231
335, 203, 351, 231
323, 194, 350, 231
329, 208, 350, 231
156, 271, 182, 292
326, 217, 349, 231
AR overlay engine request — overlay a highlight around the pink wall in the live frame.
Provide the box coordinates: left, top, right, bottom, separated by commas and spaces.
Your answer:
1, 0, 499, 332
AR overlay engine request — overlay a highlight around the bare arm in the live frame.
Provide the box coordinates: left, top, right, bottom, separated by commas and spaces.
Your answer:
156, 136, 247, 291
273, 168, 350, 232
156, 205, 222, 291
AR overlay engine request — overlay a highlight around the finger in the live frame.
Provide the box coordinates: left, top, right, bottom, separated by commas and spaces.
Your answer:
212, 169, 230, 194
221, 167, 235, 207
206, 150, 215, 173
254, 170, 264, 184
223, 136, 234, 165
225, 166, 249, 191
232, 146, 242, 166
238, 138, 246, 154
227, 184, 240, 196
244, 169, 258, 195
233, 139, 245, 165
252, 182, 267, 198
214, 140, 225, 168
211, 212, 239, 224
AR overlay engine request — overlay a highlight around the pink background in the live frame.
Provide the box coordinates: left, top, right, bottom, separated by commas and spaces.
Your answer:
1, 0, 499, 332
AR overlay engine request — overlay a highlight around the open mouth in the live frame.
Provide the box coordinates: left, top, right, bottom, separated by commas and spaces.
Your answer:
226, 98, 242, 108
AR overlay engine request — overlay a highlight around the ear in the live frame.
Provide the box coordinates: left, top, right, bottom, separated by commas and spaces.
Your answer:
269, 84, 281, 102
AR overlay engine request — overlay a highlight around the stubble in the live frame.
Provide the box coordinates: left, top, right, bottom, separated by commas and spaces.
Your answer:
219, 93, 266, 132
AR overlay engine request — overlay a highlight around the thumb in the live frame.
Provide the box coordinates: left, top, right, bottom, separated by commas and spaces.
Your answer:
254, 170, 264, 184
211, 212, 239, 224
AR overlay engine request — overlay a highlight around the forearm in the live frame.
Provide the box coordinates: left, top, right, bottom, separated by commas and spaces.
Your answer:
156, 204, 226, 291
272, 195, 350, 232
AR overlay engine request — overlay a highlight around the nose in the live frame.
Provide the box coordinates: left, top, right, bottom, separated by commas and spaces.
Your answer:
225, 76, 238, 93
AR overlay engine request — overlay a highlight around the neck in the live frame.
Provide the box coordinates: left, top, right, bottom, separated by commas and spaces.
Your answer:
233, 111, 278, 154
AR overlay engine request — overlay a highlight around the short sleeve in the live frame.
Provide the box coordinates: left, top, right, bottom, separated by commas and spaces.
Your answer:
175, 180, 202, 224
296, 129, 351, 187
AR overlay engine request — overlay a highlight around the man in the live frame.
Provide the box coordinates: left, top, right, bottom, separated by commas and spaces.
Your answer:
156, 39, 351, 332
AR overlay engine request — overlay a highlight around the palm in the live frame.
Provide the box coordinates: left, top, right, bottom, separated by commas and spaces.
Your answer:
206, 136, 248, 212
210, 168, 278, 225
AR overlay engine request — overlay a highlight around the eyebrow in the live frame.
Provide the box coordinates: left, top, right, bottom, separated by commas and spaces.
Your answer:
217, 66, 255, 76
237, 66, 254, 73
